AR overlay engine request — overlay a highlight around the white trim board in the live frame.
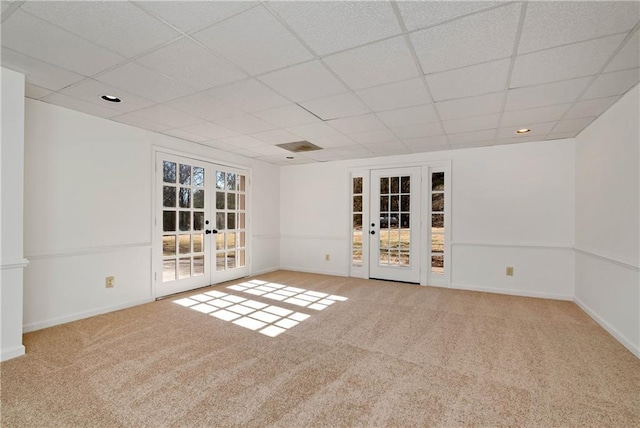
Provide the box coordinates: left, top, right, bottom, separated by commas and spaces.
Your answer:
450, 282, 574, 301
26, 243, 152, 260
574, 246, 640, 271
0, 258, 29, 270
1, 345, 25, 362
22, 297, 155, 333
574, 297, 640, 359
279, 266, 348, 278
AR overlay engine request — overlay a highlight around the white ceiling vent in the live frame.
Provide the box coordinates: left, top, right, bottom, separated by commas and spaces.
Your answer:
276, 140, 323, 153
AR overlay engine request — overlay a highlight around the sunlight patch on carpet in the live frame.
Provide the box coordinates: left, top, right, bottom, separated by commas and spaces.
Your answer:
226, 280, 348, 310
174, 290, 311, 337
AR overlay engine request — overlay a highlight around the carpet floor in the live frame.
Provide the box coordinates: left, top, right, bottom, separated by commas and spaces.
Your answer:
1, 270, 639, 427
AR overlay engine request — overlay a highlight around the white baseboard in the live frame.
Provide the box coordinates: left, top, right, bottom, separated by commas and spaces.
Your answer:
251, 266, 280, 276
450, 282, 574, 301
279, 266, 348, 278
574, 297, 640, 359
23, 297, 155, 333
1, 344, 25, 361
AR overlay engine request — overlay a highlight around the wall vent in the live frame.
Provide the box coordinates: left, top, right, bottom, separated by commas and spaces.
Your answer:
276, 140, 323, 153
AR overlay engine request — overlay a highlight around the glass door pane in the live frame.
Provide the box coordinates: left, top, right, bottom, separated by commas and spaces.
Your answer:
162, 160, 206, 284
369, 167, 421, 283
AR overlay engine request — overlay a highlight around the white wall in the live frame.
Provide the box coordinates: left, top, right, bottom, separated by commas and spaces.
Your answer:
281, 139, 575, 299
1, 67, 27, 360
23, 99, 280, 332
575, 85, 639, 358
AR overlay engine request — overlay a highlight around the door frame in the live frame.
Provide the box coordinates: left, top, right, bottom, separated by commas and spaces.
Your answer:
348, 160, 451, 286
151, 146, 253, 299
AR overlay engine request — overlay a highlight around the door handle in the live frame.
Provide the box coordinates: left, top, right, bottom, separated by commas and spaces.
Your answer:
205, 229, 218, 234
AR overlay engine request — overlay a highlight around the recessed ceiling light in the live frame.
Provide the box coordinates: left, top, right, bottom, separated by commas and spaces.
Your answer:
516, 128, 531, 134
101, 94, 121, 103
286, 156, 294, 159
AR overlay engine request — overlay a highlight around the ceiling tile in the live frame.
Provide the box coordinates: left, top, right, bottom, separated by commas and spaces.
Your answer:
165, 92, 244, 122
1, 48, 85, 91
286, 122, 345, 139
301, 150, 344, 162
41, 93, 122, 118
1, 10, 124, 76
511, 34, 626, 88
135, 1, 256, 33
21, 1, 180, 58
96, 62, 197, 103
60, 79, 155, 113
111, 113, 172, 132
307, 134, 358, 149
447, 129, 496, 145
268, 1, 401, 56
505, 77, 592, 111
327, 114, 386, 134
130, 104, 203, 129
25, 83, 52, 100
136, 38, 246, 91
581, 68, 640, 100
162, 128, 210, 143
258, 60, 347, 102
435, 92, 505, 121
398, 2, 502, 31
391, 122, 444, 139
300, 92, 369, 120
348, 129, 398, 145
496, 121, 556, 140
356, 78, 430, 111
443, 113, 500, 134
228, 147, 262, 158
329, 145, 374, 157
206, 79, 289, 113
192, 6, 313, 75
219, 135, 266, 149
605, 30, 639, 73
493, 135, 542, 146
563, 96, 619, 120
501, 104, 571, 127
427, 59, 510, 101
323, 36, 419, 90
250, 129, 300, 144
410, 3, 521, 73
364, 141, 410, 156
213, 113, 278, 134
179, 122, 239, 140
551, 117, 595, 134
518, 1, 639, 54
253, 104, 320, 128
403, 135, 449, 149
377, 104, 439, 128
546, 132, 579, 140
200, 140, 235, 151
245, 144, 290, 156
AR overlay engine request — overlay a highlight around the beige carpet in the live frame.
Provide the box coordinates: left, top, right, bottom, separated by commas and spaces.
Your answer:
2, 271, 639, 427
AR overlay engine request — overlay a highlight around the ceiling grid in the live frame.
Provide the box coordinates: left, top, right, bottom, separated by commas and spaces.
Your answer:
1, 0, 638, 165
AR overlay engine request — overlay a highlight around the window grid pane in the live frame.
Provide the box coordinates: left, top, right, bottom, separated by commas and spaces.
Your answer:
430, 172, 446, 275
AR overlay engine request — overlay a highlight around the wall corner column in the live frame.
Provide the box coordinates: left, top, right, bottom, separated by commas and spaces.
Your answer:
1, 67, 27, 361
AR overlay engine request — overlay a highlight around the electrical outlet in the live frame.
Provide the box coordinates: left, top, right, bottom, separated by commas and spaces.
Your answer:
106, 276, 115, 288
325, 253, 330, 261
506, 267, 514, 276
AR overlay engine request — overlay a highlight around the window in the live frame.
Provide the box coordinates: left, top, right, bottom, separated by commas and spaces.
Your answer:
351, 176, 363, 267
430, 171, 445, 275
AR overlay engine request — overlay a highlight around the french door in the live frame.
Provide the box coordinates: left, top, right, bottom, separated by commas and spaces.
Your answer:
369, 167, 421, 283
156, 153, 249, 297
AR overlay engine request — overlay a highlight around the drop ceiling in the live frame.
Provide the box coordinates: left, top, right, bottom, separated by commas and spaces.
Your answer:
1, 1, 638, 165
